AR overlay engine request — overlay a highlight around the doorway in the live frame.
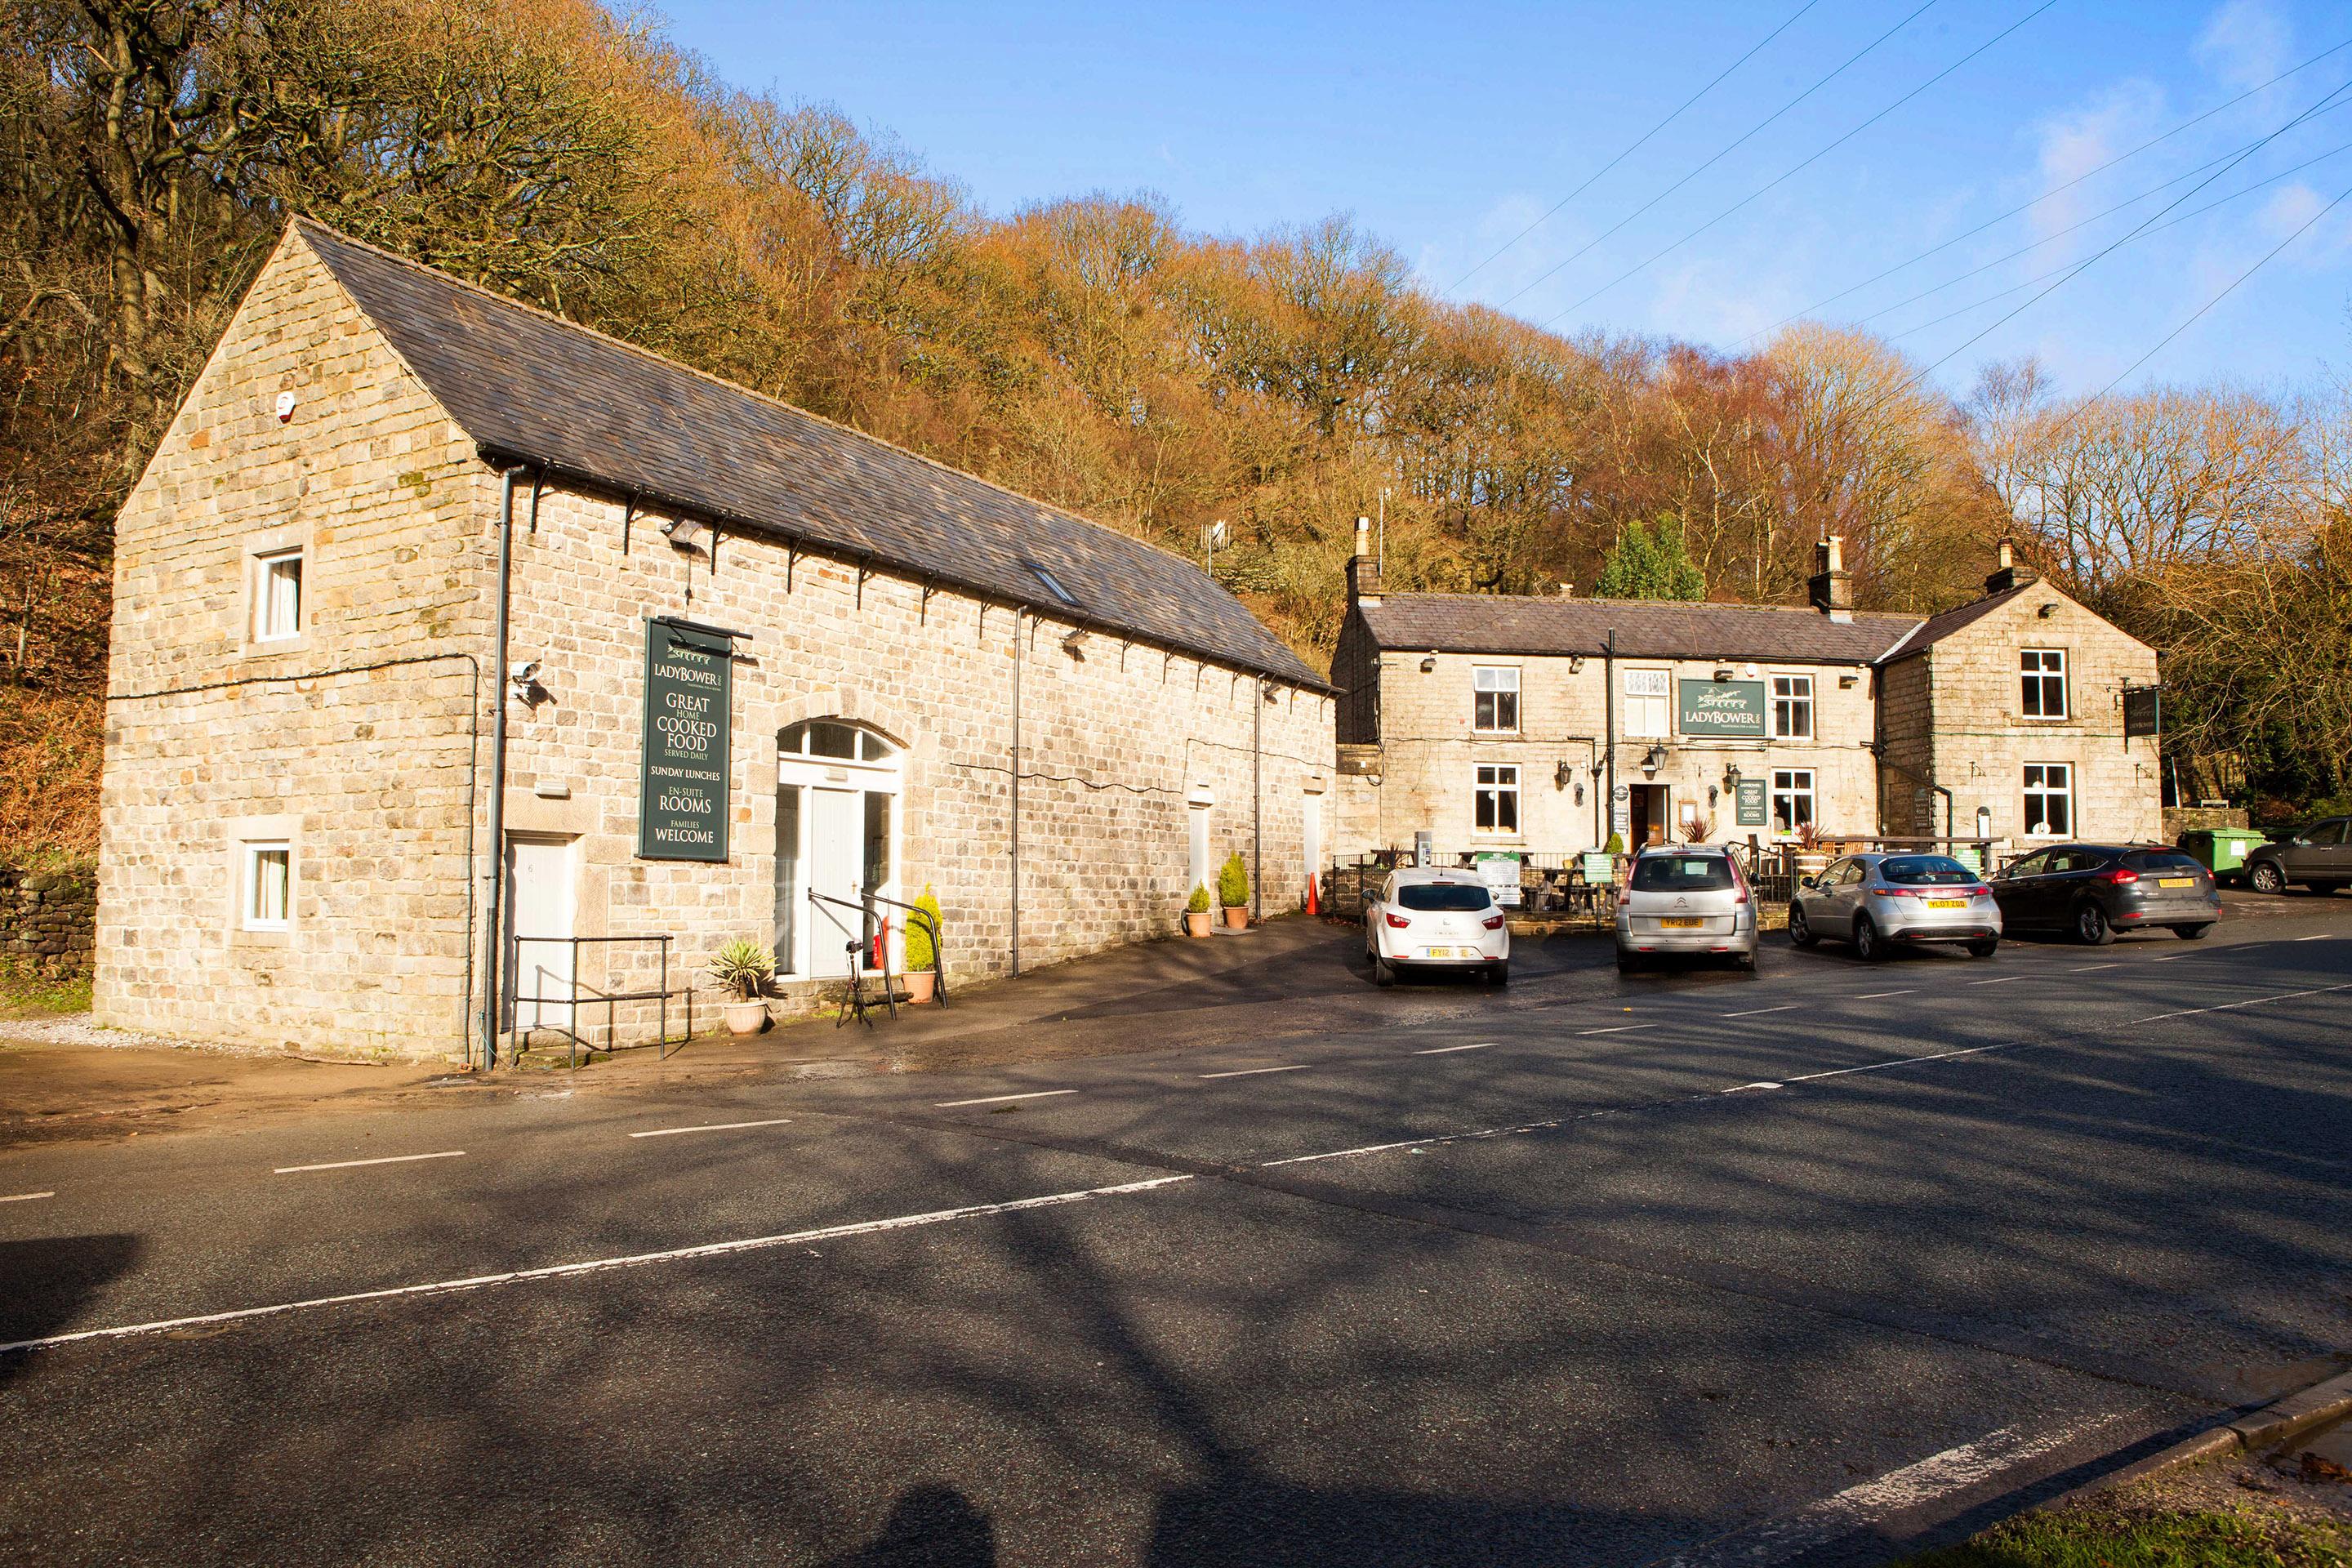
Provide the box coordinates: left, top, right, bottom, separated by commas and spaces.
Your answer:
504, 835, 575, 1031
1628, 783, 1669, 848
776, 720, 902, 979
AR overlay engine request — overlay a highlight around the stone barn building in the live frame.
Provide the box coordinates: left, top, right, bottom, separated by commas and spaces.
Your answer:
97, 220, 1334, 1062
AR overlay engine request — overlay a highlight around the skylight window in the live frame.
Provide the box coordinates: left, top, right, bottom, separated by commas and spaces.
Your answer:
1025, 561, 1080, 608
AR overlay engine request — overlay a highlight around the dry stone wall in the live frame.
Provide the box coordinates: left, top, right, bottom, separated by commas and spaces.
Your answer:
1, 866, 96, 979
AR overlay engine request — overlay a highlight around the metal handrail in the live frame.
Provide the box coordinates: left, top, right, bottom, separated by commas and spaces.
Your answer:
860, 887, 948, 1009
806, 889, 892, 1028
508, 933, 693, 1069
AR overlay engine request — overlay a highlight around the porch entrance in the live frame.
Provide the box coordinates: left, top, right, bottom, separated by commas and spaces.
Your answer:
776, 720, 902, 980
1628, 784, 1669, 848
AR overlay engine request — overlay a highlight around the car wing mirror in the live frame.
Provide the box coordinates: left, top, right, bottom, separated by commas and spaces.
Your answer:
1797, 875, 1818, 890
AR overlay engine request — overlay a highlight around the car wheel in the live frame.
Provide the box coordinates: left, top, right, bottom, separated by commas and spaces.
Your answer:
1615, 951, 1639, 975
2249, 861, 2286, 895
1852, 914, 1885, 963
1967, 938, 1998, 958
2075, 899, 2115, 947
1490, 961, 1510, 987
1733, 948, 1757, 973
1788, 903, 1818, 947
2172, 923, 2214, 941
1372, 954, 1395, 987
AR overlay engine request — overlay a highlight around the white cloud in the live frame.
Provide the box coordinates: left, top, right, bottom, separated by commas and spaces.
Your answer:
2025, 83, 2166, 256
2195, 0, 2292, 93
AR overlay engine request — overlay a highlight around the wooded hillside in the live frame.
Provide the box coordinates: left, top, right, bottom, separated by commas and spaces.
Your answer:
7, 0, 2350, 861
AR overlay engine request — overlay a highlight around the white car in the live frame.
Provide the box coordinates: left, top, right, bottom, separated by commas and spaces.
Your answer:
1365, 867, 1510, 987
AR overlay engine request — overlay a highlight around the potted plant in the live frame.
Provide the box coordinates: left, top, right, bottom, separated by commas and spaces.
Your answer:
708, 938, 775, 1036
902, 885, 943, 1003
1792, 820, 1830, 879
1183, 882, 1214, 938
1217, 853, 1250, 929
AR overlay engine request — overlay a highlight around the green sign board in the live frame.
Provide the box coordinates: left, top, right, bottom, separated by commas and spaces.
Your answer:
1678, 679, 1766, 738
638, 618, 732, 862
1735, 777, 1768, 827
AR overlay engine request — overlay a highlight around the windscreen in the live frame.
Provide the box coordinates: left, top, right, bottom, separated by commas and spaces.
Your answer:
2123, 850, 2202, 873
1879, 855, 1976, 886
1630, 856, 1735, 892
1397, 884, 1495, 911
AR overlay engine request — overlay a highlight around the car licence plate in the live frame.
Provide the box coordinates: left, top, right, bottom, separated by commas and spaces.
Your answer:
1659, 917, 1704, 929
2158, 876, 2194, 888
1421, 947, 1459, 959
1927, 898, 1967, 909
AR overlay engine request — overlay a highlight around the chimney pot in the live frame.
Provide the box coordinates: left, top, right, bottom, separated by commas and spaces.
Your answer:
1346, 518, 1383, 605
1808, 535, 1854, 622
1984, 536, 2038, 595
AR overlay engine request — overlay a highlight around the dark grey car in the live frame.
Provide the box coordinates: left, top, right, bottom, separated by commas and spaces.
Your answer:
1989, 844, 2221, 943
2243, 817, 2352, 895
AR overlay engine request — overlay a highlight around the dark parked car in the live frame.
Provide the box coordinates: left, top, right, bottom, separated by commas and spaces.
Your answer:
1989, 844, 2221, 944
2243, 817, 2352, 896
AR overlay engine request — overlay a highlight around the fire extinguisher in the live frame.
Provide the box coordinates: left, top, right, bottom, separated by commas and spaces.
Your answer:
871, 917, 891, 971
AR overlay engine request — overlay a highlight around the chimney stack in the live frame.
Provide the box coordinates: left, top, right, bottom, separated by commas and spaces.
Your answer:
1346, 514, 1383, 605
1557, 581, 1575, 598
1808, 534, 1853, 623
1984, 536, 2038, 595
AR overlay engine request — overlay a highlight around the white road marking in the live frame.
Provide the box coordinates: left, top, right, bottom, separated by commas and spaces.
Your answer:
1577, 1024, 1650, 1036
0, 1175, 1195, 1357
1199, 1064, 1310, 1079
2071, 963, 2119, 972
1659, 1410, 2133, 1568
2298, 933, 2332, 941
1967, 975, 2022, 986
0, 1191, 56, 1203
1856, 989, 1915, 1000
933, 1090, 1077, 1108
274, 1152, 465, 1175
1414, 1043, 1494, 1055
1726, 1083, 1784, 1093
2152, 952, 2194, 962
629, 1118, 794, 1139
1723, 1005, 1797, 1018
2127, 981, 2352, 1027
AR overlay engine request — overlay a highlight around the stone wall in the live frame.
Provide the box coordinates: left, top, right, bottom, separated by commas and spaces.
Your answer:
1, 866, 96, 979
2164, 805, 2250, 836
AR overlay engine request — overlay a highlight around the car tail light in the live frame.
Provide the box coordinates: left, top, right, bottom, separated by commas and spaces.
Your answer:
1481, 912, 1505, 930
1383, 911, 1412, 929
1617, 883, 1633, 908
1731, 863, 1750, 905
1969, 885, 1992, 899
2102, 867, 2140, 885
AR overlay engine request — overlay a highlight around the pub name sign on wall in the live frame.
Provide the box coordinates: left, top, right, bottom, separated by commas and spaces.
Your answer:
638, 617, 746, 862
1677, 679, 1766, 739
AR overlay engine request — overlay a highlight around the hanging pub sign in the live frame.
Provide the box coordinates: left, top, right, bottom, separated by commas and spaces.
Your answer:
1677, 679, 1766, 738
638, 617, 733, 862
2123, 684, 2163, 739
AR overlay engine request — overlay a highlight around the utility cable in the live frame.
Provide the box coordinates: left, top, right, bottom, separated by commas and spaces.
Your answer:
1735, 33, 2352, 344
1535, 0, 2057, 330
1445, 0, 1824, 293
1491, 0, 1941, 311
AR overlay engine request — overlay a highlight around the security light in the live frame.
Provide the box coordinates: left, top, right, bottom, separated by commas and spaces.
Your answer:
1062, 630, 1089, 659
1420, 652, 1437, 673
661, 516, 712, 555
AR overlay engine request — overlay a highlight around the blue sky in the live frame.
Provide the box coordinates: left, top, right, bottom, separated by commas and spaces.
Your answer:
659, 1, 2352, 398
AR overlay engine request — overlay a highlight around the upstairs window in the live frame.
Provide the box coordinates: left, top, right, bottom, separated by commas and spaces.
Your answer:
252, 547, 304, 643
2021, 649, 2068, 719
1771, 675, 1814, 739
1473, 764, 1520, 835
1624, 668, 1670, 737
1472, 666, 1519, 733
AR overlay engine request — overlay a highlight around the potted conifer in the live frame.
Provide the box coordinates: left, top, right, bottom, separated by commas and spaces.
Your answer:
902, 885, 943, 1004
709, 938, 775, 1036
1183, 883, 1214, 938
1218, 853, 1250, 929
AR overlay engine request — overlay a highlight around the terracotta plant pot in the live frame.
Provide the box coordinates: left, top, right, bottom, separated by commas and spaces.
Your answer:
722, 999, 769, 1036
902, 970, 937, 1004
1183, 911, 1213, 938
1223, 906, 1249, 929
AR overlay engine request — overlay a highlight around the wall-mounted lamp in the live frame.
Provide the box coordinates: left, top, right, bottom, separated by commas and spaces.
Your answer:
1723, 763, 1743, 791
1642, 744, 1666, 774
1419, 651, 1437, 673
1555, 760, 1575, 791
661, 516, 713, 555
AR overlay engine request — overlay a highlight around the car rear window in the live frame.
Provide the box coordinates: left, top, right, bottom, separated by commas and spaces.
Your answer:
1396, 883, 1495, 911
1630, 855, 1735, 892
2124, 851, 2202, 873
1880, 855, 1976, 885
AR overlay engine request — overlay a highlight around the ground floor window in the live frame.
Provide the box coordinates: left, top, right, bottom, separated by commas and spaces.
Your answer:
1474, 764, 1520, 835
2024, 762, 2073, 836
1771, 769, 1815, 835
242, 841, 292, 929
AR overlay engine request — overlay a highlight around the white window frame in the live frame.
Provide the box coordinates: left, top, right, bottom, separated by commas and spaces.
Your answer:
2023, 762, 2074, 838
2021, 648, 2069, 720
1473, 763, 1521, 837
1472, 665, 1520, 735
242, 840, 293, 931
1770, 768, 1815, 837
1624, 667, 1671, 738
1771, 674, 1814, 740
251, 546, 305, 644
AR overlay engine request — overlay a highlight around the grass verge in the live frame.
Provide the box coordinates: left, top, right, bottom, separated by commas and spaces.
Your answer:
1904, 1494, 2352, 1566
0, 965, 92, 1019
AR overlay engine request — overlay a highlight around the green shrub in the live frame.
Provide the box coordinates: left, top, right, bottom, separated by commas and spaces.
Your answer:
1603, 831, 1625, 856
904, 884, 942, 970
1185, 882, 1212, 914
707, 937, 775, 1001
1217, 853, 1249, 907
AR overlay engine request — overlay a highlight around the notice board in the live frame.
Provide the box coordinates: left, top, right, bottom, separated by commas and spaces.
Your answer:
638, 618, 732, 862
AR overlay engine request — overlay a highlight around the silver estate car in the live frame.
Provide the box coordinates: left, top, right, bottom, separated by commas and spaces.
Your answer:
1788, 852, 2002, 961
1615, 844, 1759, 973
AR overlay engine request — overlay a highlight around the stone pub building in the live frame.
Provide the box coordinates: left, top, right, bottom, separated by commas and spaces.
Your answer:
96, 220, 1334, 1061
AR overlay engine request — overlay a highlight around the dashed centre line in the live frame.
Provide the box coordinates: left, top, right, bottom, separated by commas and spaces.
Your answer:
934, 1090, 1076, 1108
274, 1152, 466, 1175
1967, 975, 2024, 986
1856, 989, 1915, 1000
1199, 1064, 1311, 1079
0, 1191, 56, 1204
1723, 1005, 1797, 1018
1415, 1043, 1494, 1055
630, 1118, 794, 1139
2071, 964, 2119, 973
1577, 1024, 1651, 1036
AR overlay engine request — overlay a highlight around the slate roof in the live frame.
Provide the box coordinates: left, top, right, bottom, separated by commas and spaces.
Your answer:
292, 220, 1323, 688
1875, 582, 2033, 662
1355, 593, 1923, 666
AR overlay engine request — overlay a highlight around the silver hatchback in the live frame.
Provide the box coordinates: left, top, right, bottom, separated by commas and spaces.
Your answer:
1615, 845, 1759, 973
1789, 852, 2002, 961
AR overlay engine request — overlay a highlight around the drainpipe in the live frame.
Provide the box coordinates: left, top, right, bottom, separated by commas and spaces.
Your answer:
1252, 678, 1263, 923
479, 464, 528, 1071
1603, 630, 1618, 849
1009, 608, 1022, 976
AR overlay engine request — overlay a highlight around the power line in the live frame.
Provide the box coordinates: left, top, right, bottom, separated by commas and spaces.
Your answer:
1489, 0, 1942, 312
1443, 0, 1824, 295
1735, 34, 2352, 345
1534, 1, 2057, 332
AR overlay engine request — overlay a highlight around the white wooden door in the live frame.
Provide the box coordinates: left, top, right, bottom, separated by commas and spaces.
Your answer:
506, 837, 574, 1031
807, 787, 864, 978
